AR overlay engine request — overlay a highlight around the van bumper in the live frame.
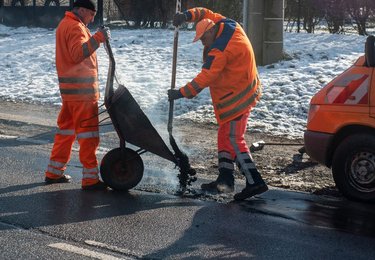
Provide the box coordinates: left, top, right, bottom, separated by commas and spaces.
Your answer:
304, 130, 334, 167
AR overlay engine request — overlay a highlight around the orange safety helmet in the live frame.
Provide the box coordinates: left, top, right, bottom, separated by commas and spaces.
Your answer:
193, 18, 215, 42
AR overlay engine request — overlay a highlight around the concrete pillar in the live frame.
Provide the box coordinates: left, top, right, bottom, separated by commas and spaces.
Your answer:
94, 0, 104, 25
243, 0, 284, 66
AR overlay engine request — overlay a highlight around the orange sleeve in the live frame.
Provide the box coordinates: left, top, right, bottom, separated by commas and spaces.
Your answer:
195, 49, 227, 87
67, 25, 100, 64
180, 48, 227, 98
184, 8, 225, 23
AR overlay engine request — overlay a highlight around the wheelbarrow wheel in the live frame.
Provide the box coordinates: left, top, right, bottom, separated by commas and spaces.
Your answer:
100, 147, 144, 191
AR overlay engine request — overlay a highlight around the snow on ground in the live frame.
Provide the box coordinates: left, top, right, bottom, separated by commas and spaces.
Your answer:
0, 24, 368, 138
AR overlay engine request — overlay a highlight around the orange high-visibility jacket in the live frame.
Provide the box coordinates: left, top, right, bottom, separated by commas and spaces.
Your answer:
180, 8, 261, 125
55, 11, 102, 101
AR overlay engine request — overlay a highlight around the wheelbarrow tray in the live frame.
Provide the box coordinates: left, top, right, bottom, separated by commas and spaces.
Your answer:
105, 84, 177, 164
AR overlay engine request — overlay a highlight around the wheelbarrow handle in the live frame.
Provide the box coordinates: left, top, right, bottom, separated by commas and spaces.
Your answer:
104, 39, 115, 104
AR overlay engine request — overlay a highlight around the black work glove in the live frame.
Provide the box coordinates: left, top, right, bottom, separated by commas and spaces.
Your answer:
96, 26, 111, 42
168, 89, 183, 101
173, 12, 187, 27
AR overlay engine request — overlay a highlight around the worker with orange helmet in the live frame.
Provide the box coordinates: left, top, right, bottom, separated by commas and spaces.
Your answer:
45, 0, 110, 190
169, 7, 268, 200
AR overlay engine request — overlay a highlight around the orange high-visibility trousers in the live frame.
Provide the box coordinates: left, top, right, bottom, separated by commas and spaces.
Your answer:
45, 100, 100, 187
217, 109, 251, 172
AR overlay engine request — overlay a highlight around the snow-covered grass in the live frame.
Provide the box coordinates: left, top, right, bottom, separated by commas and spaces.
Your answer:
0, 24, 368, 138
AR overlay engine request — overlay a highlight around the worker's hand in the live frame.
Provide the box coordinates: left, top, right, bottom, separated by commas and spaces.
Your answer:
173, 12, 187, 27
168, 89, 183, 101
96, 26, 111, 42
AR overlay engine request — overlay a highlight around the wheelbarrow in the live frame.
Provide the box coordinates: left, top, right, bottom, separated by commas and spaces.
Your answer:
99, 39, 196, 191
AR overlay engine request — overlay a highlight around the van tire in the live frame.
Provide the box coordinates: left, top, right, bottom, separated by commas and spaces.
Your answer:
332, 134, 375, 202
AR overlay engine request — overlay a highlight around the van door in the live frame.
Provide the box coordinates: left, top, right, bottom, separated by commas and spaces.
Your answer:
369, 68, 375, 118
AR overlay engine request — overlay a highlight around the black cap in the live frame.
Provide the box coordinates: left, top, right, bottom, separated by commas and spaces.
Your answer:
73, 0, 96, 12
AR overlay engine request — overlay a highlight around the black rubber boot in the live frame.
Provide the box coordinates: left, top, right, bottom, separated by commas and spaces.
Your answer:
82, 180, 108, 191
201, 168, 234, 193
234, 153, 268, 200
45, 174, 71, 184
234, 182, 268, 201
234, 167, 268, 201
200, 180, 219, 192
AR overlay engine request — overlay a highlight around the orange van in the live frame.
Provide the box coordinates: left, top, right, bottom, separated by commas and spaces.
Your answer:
304, 35, 375, 202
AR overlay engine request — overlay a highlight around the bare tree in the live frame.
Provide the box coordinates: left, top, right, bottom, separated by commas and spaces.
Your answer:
190, 0, 242, 21
324, 0, 345, 34
284, 0, 301, 32
302, 0, 324, 33
346, 0, 372, 35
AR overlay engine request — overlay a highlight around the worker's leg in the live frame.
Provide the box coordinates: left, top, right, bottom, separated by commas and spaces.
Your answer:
71, 101, 104, 188
201, 118, 236, 193
231, 110, 268, 201
45, 101, 75, 183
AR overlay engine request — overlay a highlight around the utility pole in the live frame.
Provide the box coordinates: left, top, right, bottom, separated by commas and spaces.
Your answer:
96, 0, 103, 25
243, 0, 284, 66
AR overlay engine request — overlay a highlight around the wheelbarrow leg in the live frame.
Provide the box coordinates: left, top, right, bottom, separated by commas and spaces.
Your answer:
120, 137, 127, 169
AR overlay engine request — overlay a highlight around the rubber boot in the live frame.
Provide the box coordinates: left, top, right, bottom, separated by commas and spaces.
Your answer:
45, 174, 71, 184
234, 155, 268, 200
82, 180, 108, 191
201, 168, 234, 193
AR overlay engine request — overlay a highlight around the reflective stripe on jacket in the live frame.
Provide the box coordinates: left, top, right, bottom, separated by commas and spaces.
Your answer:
55, 11, 101, 101
180, 8, 261, 125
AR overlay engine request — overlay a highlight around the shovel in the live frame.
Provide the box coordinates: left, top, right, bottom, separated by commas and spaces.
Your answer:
168, 0, 196, 192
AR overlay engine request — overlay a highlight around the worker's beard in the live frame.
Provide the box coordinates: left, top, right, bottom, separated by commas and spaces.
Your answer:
202, 46, 209, 63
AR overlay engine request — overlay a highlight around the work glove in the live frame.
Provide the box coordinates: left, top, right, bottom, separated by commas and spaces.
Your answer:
173, 12, 187, 27
168, 89, 183, 101
96, 26, 111, 43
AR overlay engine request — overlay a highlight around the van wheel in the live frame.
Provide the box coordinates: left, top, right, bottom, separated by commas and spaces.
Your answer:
332, 134, 375, 202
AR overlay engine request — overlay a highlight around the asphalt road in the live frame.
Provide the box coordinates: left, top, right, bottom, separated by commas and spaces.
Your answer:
0, 102, 375, 259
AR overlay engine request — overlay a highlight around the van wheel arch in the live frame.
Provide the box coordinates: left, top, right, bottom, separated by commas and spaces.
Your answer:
328, 126, 375, 167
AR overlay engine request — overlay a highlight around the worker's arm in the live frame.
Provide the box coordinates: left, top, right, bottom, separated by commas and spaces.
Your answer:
68, 26, 109, 63
173, 7, 225, 26
180, 48, 227, 99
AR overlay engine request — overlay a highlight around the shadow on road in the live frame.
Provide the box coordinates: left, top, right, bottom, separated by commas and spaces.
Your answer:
1, 182, 375, 258
0, 131, 55, 147
0, 183, 197, 230
283, 153, 319, 175
144, 193, 375, 259
0, 182, 45, 194
232, 191, 375, 238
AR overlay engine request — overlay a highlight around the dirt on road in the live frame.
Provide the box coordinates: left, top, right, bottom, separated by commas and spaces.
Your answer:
0, 100, 340, 198
172, 119, 340, 197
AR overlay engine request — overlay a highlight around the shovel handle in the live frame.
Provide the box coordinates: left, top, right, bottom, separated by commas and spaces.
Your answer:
168, 0, 182, 134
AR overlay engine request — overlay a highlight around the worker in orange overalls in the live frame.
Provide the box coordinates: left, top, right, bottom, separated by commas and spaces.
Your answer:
168, 7, 268, 200
45, 0, 110, 190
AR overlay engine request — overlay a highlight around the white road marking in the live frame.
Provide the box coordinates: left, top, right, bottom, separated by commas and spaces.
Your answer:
48, 243, 126, 260
85, 240, 142, 258
0, 134, 17, 139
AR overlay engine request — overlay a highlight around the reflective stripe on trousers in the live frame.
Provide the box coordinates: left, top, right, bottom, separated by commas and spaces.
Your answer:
77, 131, 99, 139
218, 151, 234, 171
82, 167, 99, 180
46, 165, 64, 176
